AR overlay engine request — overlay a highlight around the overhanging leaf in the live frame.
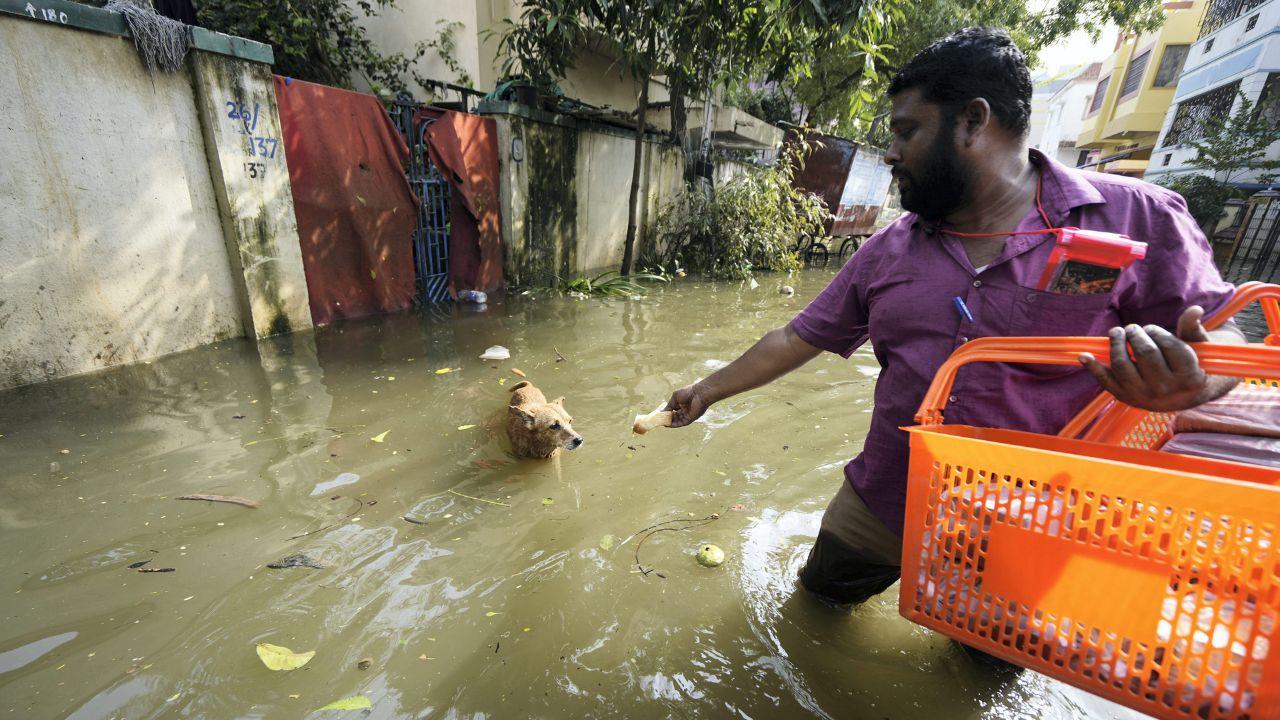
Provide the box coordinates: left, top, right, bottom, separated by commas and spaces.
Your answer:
255, 642, 315, 671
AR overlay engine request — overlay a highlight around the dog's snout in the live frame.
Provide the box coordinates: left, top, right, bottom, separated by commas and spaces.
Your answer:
570, 436, 583, 449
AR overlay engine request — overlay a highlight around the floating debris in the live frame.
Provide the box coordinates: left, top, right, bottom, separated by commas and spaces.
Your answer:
266, 554, 324, 570
479, 346, 510, 361
311, 472, 360, 497
696, 544, 725, 567
256, 643, 315, 671
177, 494, 260, 509
316, 696, 371, 711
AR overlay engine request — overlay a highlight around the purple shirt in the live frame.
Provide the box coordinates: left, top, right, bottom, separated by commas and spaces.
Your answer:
790, 150, 1234, 535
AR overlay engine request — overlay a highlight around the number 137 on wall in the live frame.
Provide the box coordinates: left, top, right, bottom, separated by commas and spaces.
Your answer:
248, 137, 279, 159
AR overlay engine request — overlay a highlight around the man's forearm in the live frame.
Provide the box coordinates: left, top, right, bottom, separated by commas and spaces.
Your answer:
697, 325, 823, 403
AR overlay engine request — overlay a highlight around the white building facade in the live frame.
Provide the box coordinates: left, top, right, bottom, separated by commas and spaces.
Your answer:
1145, 0, 1280, 188
1033, 63, 1104, 167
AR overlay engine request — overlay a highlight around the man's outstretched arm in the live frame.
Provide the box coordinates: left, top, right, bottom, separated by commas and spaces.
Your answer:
665, 324, 823, 427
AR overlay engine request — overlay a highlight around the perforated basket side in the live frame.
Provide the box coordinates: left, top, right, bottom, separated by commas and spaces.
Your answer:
901, 429, 1280, 720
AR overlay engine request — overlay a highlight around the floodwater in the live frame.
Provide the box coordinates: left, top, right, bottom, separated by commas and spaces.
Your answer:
1, 269, 1148, 719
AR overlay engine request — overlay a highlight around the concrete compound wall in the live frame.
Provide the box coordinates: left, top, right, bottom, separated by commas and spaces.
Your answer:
486, 105, 685, 286
0, 3, 311, 391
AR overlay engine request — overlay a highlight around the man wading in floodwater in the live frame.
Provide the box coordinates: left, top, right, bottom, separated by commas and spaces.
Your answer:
664, 29, 1244, 624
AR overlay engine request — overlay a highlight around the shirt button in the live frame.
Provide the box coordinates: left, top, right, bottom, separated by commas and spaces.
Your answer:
959, 336, 969, 344
948, 395, 959, 403
1026, 294, 1037, 303
972, 280, 983, 288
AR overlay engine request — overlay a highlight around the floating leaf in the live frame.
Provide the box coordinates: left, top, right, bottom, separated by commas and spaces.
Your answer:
598, 534, 616, 551
371, 431, 389, 443
511, 368, 526, 378
255, 642, 315, 671
541, 497, 554, 506
370, 270, 376, 280
316, 695, 372, 711
457, 424, 476, 431
435, 367, 456, 375
485, 611, 501, 617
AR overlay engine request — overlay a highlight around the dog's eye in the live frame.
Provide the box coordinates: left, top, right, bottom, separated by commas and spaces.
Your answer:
550, 422, 561, 430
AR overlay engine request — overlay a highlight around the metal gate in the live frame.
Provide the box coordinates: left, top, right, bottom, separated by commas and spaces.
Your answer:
1221, 189, 1280, 340
1222, 190, 1280, 284
390, 101, 451, 304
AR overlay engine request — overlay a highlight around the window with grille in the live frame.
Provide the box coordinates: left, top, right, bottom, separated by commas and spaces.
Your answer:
1077, 149, 1091, 167
1199, 0, 1269, 38
1163, 81, 1240, 147
1154, 45, 1189, 87
1256, 73, 1279, 130
1120, 50, 1151, 99
1089, 76, 1110, 115
1246, 13, 1259, 30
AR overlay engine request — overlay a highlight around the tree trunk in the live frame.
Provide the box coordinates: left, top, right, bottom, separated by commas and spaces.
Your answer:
671, 90, 694, 183
622, 72, 651, 277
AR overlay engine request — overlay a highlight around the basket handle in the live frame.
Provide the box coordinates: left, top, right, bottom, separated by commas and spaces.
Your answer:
1054, 283, 1280, 439
1204, 282, 1280, 345
914, 338, 1280, 426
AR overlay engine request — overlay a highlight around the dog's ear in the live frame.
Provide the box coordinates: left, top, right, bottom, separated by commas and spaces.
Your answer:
511, 405, 536, 428
550, 396, 565, 406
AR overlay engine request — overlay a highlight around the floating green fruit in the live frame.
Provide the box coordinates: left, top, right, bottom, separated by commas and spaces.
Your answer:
696, 544, 725, 567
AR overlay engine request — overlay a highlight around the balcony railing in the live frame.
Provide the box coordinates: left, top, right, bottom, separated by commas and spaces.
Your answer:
1199, 0, 1268, 38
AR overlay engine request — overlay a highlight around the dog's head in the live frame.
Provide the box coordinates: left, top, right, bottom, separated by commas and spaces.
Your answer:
512, 397, 583, 451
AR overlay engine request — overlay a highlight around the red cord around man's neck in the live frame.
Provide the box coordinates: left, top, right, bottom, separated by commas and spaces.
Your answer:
935, 169, 1054, 239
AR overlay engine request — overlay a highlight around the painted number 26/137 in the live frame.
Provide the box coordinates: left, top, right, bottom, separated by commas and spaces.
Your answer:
244, 162, 266, 179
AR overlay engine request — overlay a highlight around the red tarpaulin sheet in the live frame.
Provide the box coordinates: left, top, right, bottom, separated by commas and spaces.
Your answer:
414, 108, 504, 295
274, 75, 418, 326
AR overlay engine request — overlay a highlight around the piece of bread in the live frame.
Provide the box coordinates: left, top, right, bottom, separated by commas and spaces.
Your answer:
633, 407, 674, 434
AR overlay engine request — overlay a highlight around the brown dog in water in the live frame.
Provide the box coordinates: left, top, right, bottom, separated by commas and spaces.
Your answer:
507, 381, 583, 458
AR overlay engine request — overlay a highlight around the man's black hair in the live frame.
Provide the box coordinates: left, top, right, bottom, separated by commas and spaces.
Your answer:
888, 27, 1032, 136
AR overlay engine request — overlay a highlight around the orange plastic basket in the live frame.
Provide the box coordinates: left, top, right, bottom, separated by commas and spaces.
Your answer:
900, 337, 1280, 720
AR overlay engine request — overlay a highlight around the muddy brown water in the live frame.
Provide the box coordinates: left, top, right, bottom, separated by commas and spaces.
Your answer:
1, 270, 1147, 719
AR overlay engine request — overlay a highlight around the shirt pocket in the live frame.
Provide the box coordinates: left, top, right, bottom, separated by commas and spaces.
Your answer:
1011, 287, 1117, 338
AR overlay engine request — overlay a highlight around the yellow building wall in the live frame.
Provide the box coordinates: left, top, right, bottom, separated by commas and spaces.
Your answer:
1076, 0, 1205, 171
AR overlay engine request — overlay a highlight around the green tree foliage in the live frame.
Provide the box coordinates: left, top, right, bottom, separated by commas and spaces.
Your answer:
646, 145, 825, 280
1158, 174, 1239, 228
194, 1, 470, 94
1158, 91, 1279, 229
756, 0, 1167, 138
495, 0, 900, 274
1184, 91, 1280, 187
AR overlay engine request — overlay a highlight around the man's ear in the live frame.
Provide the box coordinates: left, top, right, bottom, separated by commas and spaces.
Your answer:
959, 97, 992, 145
551, 396, 564, 406
512, 406, 536, 428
